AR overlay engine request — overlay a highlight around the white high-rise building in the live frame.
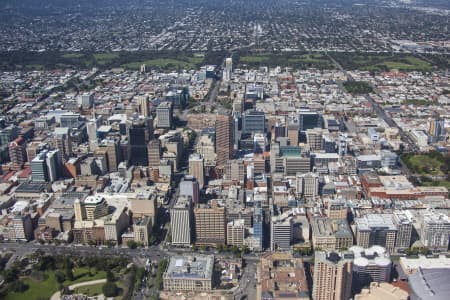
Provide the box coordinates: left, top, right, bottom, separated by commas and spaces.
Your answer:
79, 92, 94, 109
224, 57, 232, 82
296, 172, 319, 199
170, 195, 193, 246
87, 120, 98, 151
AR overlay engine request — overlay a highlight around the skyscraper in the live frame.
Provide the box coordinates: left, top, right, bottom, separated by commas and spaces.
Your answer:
224, 57, 232, 82
171, 195, 193, 246
188, 154, 205, 189
253, 201, 264, 251
179, 176, 199, 204
147, 139, 161, 168
128, 118, 152, 166
9, 136, 27, 170
194, 201, 226, 245
313, 251, 353, 300
54, 127, 72, 161
242, 110, 265, 134
215, 114, 233, 166
156, 102, 173, 128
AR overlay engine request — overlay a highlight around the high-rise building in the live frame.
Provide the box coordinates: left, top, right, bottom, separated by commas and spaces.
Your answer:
86, 120, 98, 152
215, 114, 234, 166
297, 172, 319, 200
327, 200, 348, 219
147, 139, 161, 168
128, 118, 152, 166
349, 246, 392, 292
179, 176, 199, 204
136, 95, 149, 117
9, 136, 27, 170
79, 92, 94, 109
306, 128, 325, 151
253, 133, 266, 153
270, 215, 293, 251
156, 101, 173, 128
31, 149, 61, 183
194, 201, 226, 245
224, 57, 232, 82
226, 219, 245, 246
74, 195, 109, 221
225, 159, 245, 184
99, 138, 120, 172
253, 201, 264, 251
299, 110, 322, 131
311, 217, 353, 251
171, 195, 193, 246
392, 211, 413, 250
313, 251, 353, 300
355, 214, 397, 253
420, 211, 450, 250
284, 156, 310, 176
243, 110, 265, 134
188, 154, 205, 189
54, 127, 72, 161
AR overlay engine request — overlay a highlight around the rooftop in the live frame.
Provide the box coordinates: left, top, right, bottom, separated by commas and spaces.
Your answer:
164, 255, 214, 280
355, 214, 397, 231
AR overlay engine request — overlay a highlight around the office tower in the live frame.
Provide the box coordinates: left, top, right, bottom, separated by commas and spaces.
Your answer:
253, 133, 266, 153
227, 219, 245, 246
156, 101, 172, 128
313, 251, 353, 300
224, 57, 232, 82
31, 149, 61, 182
147, 139, 161, 168
9, 136, 27, 170
188, 154, 205, 189
54, 127, 72, 161
270, 215, 293, 251
225, 159, 245, 184
243, 110, 265, 134
99, 139, 120, 172
128, 118, 152, 166
194, 201, 226, 245
328, 200, 348, 219
0, 125, 19, 163
80, 92, 94, 109
86, 120, 98, 152
179, 176, 199, 204
60, 113, 83, 129
253, 201, 264, 251
284, 156, 310, 176
392, 211, 413, 250
12, 214, 33, 241
420, 211, 450, 250
311, 218, 353, 251
74, 195, 108, 221
196, 133, 216, 164
46, 149, 61, 182
215, 114, 234, 166
349, 246, 392, 292
355, 214, 397, 253
306, 128, 325, 151
339, 133, 348, 156
136, 95, 149, 117
299, 110, 322, 131
297, 172, 319, 200
171, 195, 193, 246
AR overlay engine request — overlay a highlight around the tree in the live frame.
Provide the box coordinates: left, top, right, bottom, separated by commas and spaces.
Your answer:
55, 270, 66, 283
127, 240, 138, 249
106, 270, 115, 282
11, 280, 29, 293
4, 268, 18, 282
102, 282, 118, 297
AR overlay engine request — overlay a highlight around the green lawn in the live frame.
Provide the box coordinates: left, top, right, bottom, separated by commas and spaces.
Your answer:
61, 53, 85, 59
73, 282, 104, 297
93, 53, 120, 60
402, 153, 445, 176
240, 55, 270, 63
121, 58, 199, 70
4, 268, 106, 300
421, 180, 450, 189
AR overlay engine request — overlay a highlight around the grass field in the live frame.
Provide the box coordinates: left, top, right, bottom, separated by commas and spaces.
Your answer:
238, 52, 334, 68
61, 53, 84, 59
421, 180, 450, 189
332, 53, 433, 72
402, 152, 446, 176
73, 282, 104, 297
121, 57, 202, 70
4, 268, 106, 300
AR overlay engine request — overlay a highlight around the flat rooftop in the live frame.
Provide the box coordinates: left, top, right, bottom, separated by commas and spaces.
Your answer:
355, 214, 397, 231
165, 255, 214, 280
